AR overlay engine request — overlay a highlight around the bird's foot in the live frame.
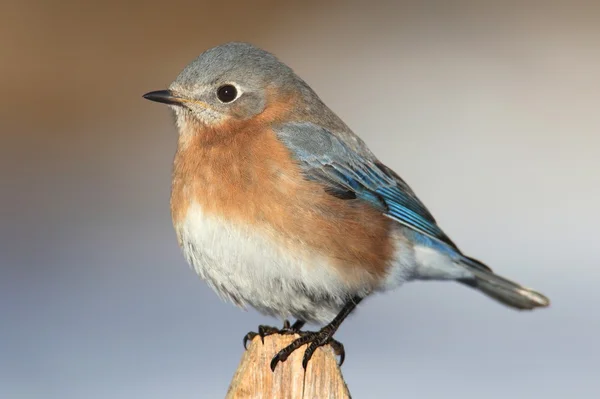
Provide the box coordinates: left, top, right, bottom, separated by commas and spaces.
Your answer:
269, 325, 345, 371
243, 320, 305, 349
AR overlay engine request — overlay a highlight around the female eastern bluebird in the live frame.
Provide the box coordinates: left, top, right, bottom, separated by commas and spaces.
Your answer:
143, 42, 550, 371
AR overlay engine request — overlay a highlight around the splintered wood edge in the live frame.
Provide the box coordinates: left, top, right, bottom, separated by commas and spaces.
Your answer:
226, 334, 351, 399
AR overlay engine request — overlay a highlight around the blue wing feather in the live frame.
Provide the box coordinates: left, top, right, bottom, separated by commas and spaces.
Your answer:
275, 122, 458, 250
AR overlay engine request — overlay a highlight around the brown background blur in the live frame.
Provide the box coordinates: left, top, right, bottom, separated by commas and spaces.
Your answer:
2, 1, 599, 398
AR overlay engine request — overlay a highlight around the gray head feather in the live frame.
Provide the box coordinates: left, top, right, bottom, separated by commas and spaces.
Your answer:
171, 42, 296, 93
166, 42, 371, 157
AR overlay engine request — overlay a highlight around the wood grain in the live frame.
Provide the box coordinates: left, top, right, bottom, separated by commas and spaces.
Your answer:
226, 334, 351, 399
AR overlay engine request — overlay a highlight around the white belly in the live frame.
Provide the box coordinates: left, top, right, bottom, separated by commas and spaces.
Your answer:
175, 202, 358, 324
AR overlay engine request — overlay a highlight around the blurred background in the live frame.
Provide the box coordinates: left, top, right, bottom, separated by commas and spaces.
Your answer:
1, 0, 599, 398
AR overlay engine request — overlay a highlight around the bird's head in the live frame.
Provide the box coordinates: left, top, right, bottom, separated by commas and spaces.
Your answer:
143, 42, 309, 136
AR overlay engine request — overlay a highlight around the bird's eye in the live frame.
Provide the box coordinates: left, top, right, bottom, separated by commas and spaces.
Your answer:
216, 84, 238, 103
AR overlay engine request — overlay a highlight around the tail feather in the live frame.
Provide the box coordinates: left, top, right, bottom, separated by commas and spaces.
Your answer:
459, 256, 550, 310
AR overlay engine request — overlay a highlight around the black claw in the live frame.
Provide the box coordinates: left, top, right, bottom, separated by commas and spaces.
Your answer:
243, 320, 307, 351
243, 325, 279, 348
270, 333, 313, 371
330, 340, 345, 366
240, 300, 361, 372
257, 325, 280, 343
302, 333, 327, 369
270, 354, 282, 372
269, 330, 346, 371
243, 332, 257, 349
268, 296, 363, 371
301, 342, 317, 369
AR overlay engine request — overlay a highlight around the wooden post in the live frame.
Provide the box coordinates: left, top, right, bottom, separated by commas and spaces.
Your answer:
226, 334, 351, 399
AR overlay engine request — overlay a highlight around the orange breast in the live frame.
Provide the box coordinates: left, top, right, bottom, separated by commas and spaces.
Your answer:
170, 105, 396, 289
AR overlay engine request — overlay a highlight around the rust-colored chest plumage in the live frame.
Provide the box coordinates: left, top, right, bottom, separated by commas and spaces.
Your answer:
169, 111, 399, 322
174, 125, 395, 268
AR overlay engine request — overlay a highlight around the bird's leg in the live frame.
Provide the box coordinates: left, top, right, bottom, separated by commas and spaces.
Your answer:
270, 296, 363, 371
243, 319, 307, 349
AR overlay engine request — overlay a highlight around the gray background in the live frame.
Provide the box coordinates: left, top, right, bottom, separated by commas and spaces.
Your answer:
1, 1, 599, 398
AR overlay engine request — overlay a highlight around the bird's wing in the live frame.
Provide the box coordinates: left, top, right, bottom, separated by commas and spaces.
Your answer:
275, 122, 459, 250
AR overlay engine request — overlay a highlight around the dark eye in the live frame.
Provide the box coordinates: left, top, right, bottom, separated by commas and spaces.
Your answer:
216, 84, 238, 103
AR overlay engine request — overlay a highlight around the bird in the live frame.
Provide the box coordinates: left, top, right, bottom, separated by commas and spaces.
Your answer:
143, 42, 550, 371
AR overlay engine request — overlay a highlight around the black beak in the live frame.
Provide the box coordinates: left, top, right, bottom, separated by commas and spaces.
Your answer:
142, 90, 185, 106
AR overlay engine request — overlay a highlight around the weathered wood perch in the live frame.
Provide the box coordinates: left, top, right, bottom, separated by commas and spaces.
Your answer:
226, 334, 351, 399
